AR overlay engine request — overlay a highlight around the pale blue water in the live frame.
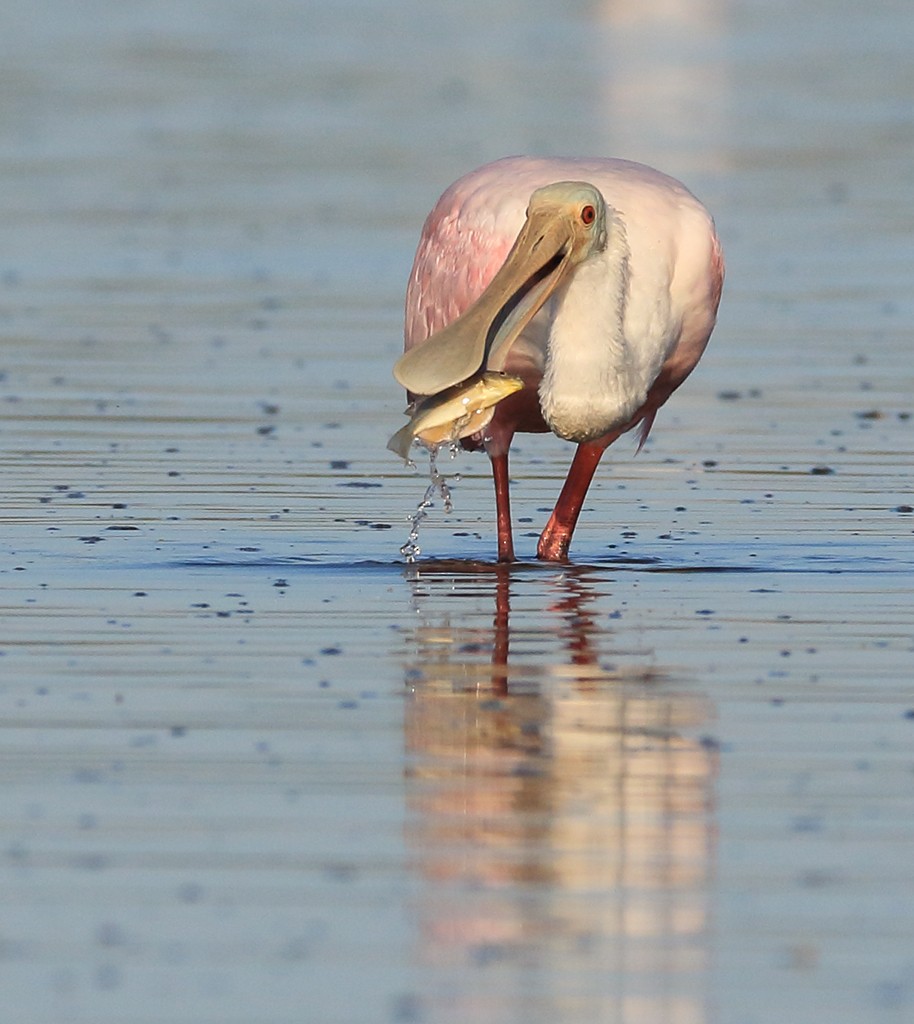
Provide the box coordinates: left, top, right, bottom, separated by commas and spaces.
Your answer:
1, 1, 913, 1022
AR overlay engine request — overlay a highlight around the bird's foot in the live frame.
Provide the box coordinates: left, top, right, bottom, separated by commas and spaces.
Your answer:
496, 537, 516, 563
536, 528, 571, 562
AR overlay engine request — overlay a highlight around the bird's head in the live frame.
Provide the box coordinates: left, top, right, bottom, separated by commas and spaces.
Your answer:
522, 181, 608, 269
393, 181, 608, 396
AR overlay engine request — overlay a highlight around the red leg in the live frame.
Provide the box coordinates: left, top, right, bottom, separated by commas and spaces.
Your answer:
537, 441, 606, 562
490, 452, 515, 562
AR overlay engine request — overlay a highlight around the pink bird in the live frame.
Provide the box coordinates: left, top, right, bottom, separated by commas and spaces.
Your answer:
393, 156, 724, 562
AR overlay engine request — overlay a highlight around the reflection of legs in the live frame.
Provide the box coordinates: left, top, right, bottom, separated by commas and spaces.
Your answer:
490, 452, 515, 563
537, 441, 607, 562
490, 564, 511, 696
548, 572, 597, 670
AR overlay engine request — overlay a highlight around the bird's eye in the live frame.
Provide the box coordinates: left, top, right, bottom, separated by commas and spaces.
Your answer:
581, 204, 596, 225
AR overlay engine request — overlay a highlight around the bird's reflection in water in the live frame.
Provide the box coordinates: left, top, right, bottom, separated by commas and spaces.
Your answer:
402, 561, 716, 1024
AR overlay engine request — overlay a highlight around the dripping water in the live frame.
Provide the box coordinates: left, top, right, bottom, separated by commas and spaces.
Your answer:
400, 442, 461, 562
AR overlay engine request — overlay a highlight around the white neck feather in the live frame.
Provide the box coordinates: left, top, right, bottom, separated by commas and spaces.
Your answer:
538, 216, 646, 442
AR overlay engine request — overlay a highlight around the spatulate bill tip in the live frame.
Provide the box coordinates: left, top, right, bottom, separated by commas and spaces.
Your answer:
393, 326, 487, 396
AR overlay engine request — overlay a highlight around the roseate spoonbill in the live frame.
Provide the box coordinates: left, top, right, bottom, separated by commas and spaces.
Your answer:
391, 156, 724, 562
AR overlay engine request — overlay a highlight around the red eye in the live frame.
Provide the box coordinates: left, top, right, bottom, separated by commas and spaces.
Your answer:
581, 204, 596, 225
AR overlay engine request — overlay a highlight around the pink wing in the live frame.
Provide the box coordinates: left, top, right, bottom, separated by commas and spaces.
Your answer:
404, 172, 520, 349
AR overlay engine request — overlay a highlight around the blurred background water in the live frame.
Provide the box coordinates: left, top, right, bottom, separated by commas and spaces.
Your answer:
1, 1, 913, 1022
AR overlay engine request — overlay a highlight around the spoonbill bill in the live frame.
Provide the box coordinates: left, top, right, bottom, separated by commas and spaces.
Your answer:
391, 156, 724, 562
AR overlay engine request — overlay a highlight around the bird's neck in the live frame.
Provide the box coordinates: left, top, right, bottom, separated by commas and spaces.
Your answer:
538, 219, 645, 442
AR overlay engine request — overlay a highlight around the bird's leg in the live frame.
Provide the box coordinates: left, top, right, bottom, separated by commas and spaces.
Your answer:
537, 441, 606, 562
490, 452, 516, 562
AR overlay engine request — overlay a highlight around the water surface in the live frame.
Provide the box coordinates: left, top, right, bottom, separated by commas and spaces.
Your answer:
1, 2, 913, 1022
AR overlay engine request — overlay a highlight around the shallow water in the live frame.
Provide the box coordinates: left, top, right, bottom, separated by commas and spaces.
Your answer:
2, 1, 914, 1022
